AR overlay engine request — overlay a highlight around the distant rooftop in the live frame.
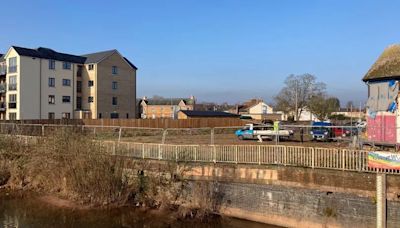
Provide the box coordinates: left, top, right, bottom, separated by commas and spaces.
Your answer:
180, 110, 240, 118
143, 97, 195, 106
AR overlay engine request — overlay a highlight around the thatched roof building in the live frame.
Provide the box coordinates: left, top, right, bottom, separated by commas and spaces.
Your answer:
363, 44, 400, 82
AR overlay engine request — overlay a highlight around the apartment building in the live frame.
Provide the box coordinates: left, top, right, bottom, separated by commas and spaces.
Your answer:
139, 96, 195, 119
0, 46, 137, 120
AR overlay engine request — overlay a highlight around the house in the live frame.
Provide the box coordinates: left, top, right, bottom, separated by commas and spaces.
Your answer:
297, 108, 320, 122
363, 44, 400, 144
0, 46, 137, 120
140, 96, 195, 119
178, 110, 240, 119
228, 99, 274, 120
331, 108, 366, 120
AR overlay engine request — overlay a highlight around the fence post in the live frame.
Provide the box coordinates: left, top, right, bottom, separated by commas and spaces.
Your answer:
81, 125, 84, 133
41, 124, 45, 136
162, 129, 168, 144
258, 145, 261, 165
311, 147, 315, 169
210, 128, 215, 145
376, 173, 387, 228
112, 141, 116, 155
93, 127, 96, 136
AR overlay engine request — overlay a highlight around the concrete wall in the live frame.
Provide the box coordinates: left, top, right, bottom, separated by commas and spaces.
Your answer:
135, 161, 400, 228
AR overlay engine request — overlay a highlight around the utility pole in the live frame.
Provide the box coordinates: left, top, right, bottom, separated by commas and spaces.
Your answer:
295, 80, 298, 121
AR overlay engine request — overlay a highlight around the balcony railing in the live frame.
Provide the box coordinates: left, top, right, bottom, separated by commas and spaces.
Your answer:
8, 83, 17, 91
0, 84, 6, 93
8, 102, 16, 109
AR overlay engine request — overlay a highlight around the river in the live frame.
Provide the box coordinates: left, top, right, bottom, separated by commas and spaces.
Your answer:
0, 194, 280, 228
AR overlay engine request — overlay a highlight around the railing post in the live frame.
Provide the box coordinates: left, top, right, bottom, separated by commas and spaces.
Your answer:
235, 145, 238, 164
283, 146, 287, 166
194, 146, 197, 162
175, 145, 178, 162
311, 147, 315, 169
41, 124, 45, 137
142, 143, 145, 159
158, 144, 162, 160
376, 173, 387, 228
118, 127, 122, 143
342, 149, 345, 171
213, 145, 216, 163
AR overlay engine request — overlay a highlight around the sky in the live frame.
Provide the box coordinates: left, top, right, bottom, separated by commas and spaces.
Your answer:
1, 0, 399, 106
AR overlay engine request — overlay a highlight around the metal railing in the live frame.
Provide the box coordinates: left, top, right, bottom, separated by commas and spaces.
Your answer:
102, 141, 400, 175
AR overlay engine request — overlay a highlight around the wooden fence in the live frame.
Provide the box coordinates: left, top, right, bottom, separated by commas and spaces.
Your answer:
1, 118, 247, 129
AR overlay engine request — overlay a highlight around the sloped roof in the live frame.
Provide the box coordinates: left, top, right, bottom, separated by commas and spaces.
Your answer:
3, 46, 137, 69
144, 98, 194, 106
12, 46, 86, 63
82, 50, 116, 64
180, 110, 240, 118
363, 44, 400, 82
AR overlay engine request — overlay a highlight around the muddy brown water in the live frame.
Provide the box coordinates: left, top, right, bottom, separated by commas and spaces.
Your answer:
0, 193, 281, 228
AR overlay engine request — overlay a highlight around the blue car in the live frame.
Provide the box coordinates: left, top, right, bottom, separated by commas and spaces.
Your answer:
235, 124, 255, 140
310, 122, 333, 141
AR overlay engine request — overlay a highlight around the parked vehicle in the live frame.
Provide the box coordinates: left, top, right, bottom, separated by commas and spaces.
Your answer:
310, 122, 333, 141
235, 124, 294, 140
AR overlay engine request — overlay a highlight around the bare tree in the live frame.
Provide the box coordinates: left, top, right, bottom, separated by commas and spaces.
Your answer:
274, 74, 326, 121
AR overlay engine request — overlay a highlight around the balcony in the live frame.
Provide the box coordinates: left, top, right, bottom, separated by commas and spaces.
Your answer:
0, 84, 6, 93
0, 102, 6, 111
8, 83, 17, 91
8, 65, 17, 73
0, 65, 6, 76
8, 102, 16, 109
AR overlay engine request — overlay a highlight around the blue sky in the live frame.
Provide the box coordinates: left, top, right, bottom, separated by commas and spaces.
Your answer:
1, 0, 399, 106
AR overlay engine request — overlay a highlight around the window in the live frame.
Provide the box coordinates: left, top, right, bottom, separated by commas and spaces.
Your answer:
77, 65, 83, 77
62, 79, 71, 86
62, 96, 71, 103
110, 113, 119, 119
9, 113, 16, 120
88, 96, 94, 103
126, 113, 129, 118
63, 62, 71, 70
112, 81, 118, 90
112, 97, 117, 105
49, 60, 55, 69
88, 64, 94, 70
8, 94, 16, 109
112, 66, 118, 75
48, 77, 55, 87
48, 112, 55, 119
98, 113, 102, 119
62, 112, 71, 119
77, 81, 82, 92
8, 76, 17, 91
48, 95, 55, 104
8, 57, 17, 73
88, 80, 94, 87
77, 97, 82, 109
